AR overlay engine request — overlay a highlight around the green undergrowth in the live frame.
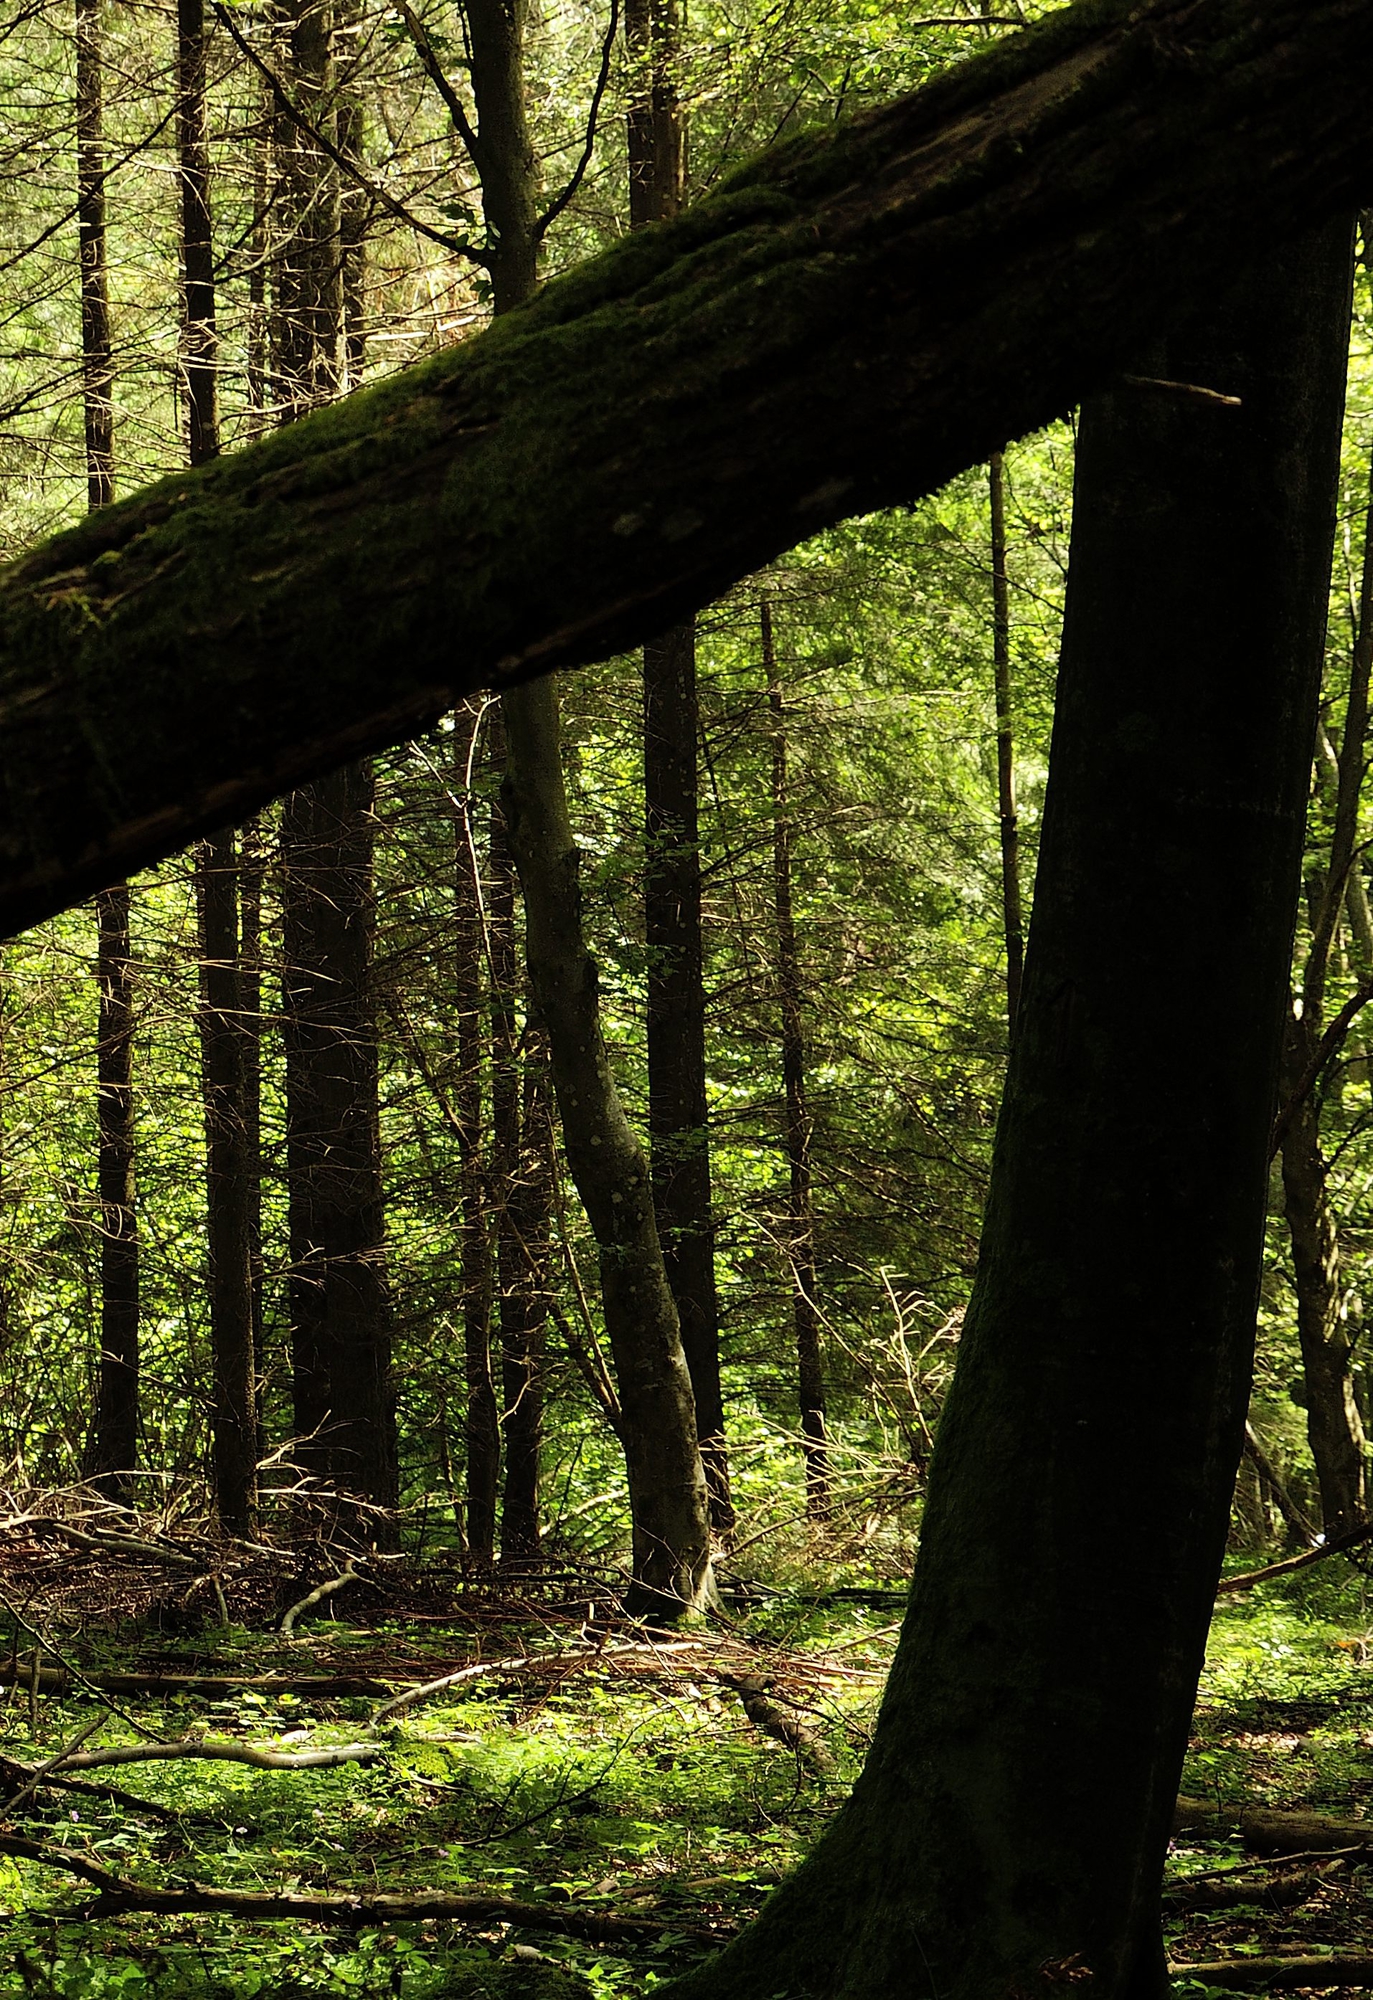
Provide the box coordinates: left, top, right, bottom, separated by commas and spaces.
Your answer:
1171, 1562, 1373, 1995
0, 1601, 895, 1999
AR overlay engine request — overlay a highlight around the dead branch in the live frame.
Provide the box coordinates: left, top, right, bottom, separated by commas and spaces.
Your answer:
371, 1639, 702, 1724
0, 1757, 188, 1826
31, 1735, 380, 1775
0, 1833, 715, 1942
1217, 1518, 1373, 1593
717, 1674, 836, 1776
0, 1668, 391, 1698
280, 1565, 360, 1638
1162, 1860, 1344, 1913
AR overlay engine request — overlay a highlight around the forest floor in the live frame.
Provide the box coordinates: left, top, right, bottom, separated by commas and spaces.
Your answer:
0, 1532, 1369, 1997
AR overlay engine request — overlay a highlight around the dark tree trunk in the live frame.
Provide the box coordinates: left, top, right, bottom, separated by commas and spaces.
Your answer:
282, 764, 397, 1521
180, 0, 256, 1535
90, 883, 138, 1499
628, 0, 731, 1535
668, 220, 1353, 2000
77, 0, 138, 1502
238, 819, 265, 1449
177, 0, 217, 469
197, 832, 258, 1535
644, 625, 731, 1534
273, 0, 341, 418
501, 1034, 552, 1563
5, 0, 1373, 930
990, 447, 1025, 1037
763, 602, 827, 1515
454, 701, 499, 1565
501, 679, 714, 1616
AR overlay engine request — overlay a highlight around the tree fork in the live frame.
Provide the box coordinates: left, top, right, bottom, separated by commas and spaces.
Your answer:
2, 0, 1372, 935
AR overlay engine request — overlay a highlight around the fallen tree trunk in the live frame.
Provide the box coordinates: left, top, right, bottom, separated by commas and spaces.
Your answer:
1167, 1957, 1373, 1990
0, 0, 1370, 931
1173, 1796, 1373, 1855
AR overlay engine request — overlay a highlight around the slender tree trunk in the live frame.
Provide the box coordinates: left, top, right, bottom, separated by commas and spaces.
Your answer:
763, 601, 827, 1516
453, 701, 498, 1564
502, 680, 714, 1615
90, 883, 138, 1499
282, 763, 396, 1520
197, 833, 257, 1534
627, 0, 731, 1537
179, 0, 256, 1535
990, 448, 1025, 1038
239, 819, 265, 1453
669, 221, 1353, 2000
77, 0, 138, 1501
273, 0, 341, 418
501, 1033, 552, 1562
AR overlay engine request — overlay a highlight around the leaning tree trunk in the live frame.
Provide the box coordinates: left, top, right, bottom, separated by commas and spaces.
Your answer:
502, 681, 714, 1616
453, 0, 714, 1610
667, 219, 1353, 2000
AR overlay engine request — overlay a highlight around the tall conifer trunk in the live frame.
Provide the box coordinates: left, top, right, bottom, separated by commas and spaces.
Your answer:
628, 0, 732, 1537
77, 0, 139, 1501
762, 601, 827, 1514
454, 701, 499, 1563
671, 220, 1353, 2000
179, 0, 258, 1534
273, 0, 395, 1525
990, 448, 1025, 1037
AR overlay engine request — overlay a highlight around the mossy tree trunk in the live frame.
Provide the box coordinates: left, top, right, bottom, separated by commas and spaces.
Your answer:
666, 218, 1353, 2000
2, 0, 1371, 936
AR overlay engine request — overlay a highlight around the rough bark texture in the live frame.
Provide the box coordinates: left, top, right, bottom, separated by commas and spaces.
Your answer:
197, 832, 257, 1535
501, 679, 713, 1616
2, 0, 1372, 935
764, 603, 827, 1514
281, 763, 397, 1519
666, 221, 1353, 2000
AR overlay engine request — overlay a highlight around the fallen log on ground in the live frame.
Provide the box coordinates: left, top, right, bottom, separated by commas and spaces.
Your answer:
0, 0, 1369, 931
1216, 1519, 1373, 1594
1174, 1796, 1373, 1854
1168, 1957, 1373, 1990
1161, 1860, 1344, 1913
0, 1834, 715, 1943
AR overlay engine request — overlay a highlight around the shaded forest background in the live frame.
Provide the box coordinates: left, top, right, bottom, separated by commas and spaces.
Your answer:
0, 0, 1368, 1575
